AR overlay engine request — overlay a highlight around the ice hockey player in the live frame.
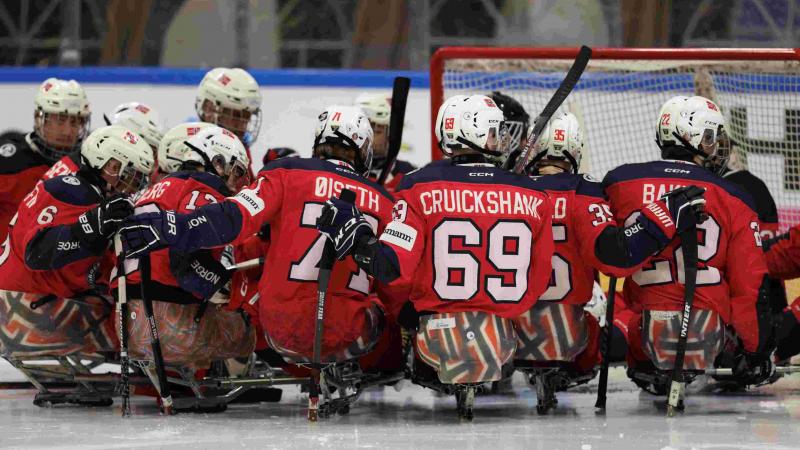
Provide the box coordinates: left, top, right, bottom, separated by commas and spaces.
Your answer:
512, 111, 707, 411
118, 106, 399, 371
195, 67, 262, 177
312, 94, 553, 418
39, 101, 165, 189
355, 92, 415, 191
487, 91, 530, 156
0, 78, 90, 242
0, 126, 152, 375
118, 125, 255, 370
603, 95, 774, 392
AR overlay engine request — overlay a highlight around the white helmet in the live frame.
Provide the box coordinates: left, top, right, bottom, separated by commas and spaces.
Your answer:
655, 95, 689, 149
157, 122, 214, 173
533, 112, 584, 173
184, 125, 251, 192
195, 67, 262, 145
435, 94, 507, 158
435, 94, 468, 155
313, 105, 374, 176
355, 92, 391, 126
33, 78, 91, 161
104, 102, 164, 150
81, 125, 155, 194
674, 95, 729, 174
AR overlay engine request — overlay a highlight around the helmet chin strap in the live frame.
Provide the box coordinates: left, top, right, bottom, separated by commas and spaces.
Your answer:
455, 136, 503, 157
184, 141, 222, 178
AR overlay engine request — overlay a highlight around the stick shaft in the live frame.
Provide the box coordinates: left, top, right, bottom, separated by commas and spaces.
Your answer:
595, 276, 617, 409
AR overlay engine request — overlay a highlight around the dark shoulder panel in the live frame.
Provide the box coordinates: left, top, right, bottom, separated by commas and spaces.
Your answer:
43, 175, 101, 206
166, 171, 231, 196
603, 160, 758, 212
393, 159, 416, 175
397, 161, 541, 193
723, 170, 778, 223
259, 157, 393, 201
0, 133, 49, 175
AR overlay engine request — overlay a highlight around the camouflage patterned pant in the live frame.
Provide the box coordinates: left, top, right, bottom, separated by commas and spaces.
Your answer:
0, 290, 117, 358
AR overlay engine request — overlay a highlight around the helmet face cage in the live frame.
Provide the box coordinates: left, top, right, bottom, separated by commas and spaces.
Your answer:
34, 110, 90, 160
211, 153, 250, 192
201, 101, 262, 146
502, 120, 525, 153
114, 160, 150, 195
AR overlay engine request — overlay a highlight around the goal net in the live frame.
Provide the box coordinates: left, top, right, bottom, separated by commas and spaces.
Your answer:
431, 48, 800, 234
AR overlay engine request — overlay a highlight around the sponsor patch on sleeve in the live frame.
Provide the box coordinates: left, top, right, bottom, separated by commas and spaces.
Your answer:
379, 220, 418, 251
231, 179, 265, 216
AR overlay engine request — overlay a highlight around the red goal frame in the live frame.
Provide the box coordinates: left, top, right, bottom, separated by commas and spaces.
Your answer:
429, 47, 800, 161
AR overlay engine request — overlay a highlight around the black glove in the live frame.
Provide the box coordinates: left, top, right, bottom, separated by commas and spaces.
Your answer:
171, 250, 231, 301
118, 209, 178, 258
73, 194, 134, 250
316, 197, 374, 260
732, 351, 774, 386
640, 185, 707, 245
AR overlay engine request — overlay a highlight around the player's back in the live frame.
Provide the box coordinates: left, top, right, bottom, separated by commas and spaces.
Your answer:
0, 174, 102, 297
603, 160, 765, 322
529, 172, 617, 305
256, 158, 394, 306
387, 160, 554, 318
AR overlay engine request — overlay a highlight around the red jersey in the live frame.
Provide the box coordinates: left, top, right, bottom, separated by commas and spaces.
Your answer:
378, 160, 554, 318
603, 160, 768, 353
226, 157, 395, 354
0, 133, 51, 242
0, 175, 107, 298
765, 224, 800, 280
41, 152, 81, 182
123, 171, 229, 301
529, 173, 637, 306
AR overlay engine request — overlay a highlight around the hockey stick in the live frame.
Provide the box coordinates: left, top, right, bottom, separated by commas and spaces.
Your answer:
595, 276, 617, 411
227, 257, 263, 271
139, 256, 174, 415
667, 227, 699, 417
308, 188, 357, 421
377, 77, 411, 186
507, 45, 592, 174
114, 235, 132, 417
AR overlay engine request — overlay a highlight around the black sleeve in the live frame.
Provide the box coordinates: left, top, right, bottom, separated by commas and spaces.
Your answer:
594, 223, 663, 269
24, 224, 103, 270
353, 235, 402, 284
753, 275, 776, 355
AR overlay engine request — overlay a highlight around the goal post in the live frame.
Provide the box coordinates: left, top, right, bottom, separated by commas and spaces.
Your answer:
430, 47, 800, 232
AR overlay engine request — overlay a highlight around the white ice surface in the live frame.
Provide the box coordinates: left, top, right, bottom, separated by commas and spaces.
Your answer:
1, 358, 799, 450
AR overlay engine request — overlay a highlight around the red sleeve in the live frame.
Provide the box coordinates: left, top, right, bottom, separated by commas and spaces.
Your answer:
765, 225, 800, 280
227, 172, 284, 245
727, 206, 769, 353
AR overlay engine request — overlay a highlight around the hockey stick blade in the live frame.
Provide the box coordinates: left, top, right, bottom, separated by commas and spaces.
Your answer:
509, 45, 592, 174
377, 77, 411, 185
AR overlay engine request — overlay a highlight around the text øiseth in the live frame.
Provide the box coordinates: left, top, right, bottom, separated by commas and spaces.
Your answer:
419, 188, 543, 218
314, 176, 380, 212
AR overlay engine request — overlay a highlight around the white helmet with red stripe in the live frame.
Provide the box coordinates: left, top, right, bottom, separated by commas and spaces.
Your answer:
195, 67, 262, 145
313, 105, 374, 176
674, 95, 729, 174
105, 102, 164, 150
435, 94, 507, 159
157, 122, 214, 173
185, 125, 251, 192
532, 112, 584, 173
81, 125, 155, 194
33, 78, 91, 161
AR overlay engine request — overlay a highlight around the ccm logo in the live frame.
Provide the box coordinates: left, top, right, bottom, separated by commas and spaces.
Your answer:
665, 168, 690, 174
469, 172, 494, 177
